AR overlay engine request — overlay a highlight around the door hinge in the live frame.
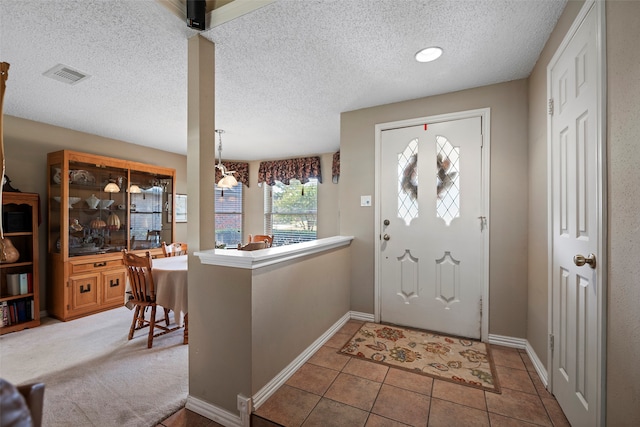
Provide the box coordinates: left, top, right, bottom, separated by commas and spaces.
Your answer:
479, 297, 483, 316
548, 98, 554, 116
549, 333, 555, 352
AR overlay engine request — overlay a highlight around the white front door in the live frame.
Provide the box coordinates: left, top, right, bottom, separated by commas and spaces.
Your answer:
549, 2, 604, 426
379, 117, 485, 339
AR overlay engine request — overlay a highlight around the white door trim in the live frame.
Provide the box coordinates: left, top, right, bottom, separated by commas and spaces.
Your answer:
374, 108, 491, 341
546, 0, 607, 425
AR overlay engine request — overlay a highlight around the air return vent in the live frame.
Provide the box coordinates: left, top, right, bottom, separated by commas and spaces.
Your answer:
43, 64, 90, 85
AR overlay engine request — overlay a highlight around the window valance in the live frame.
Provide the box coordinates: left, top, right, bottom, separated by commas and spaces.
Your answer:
215, 161, 250, 187
332, 151, 340, 183
258, 156, 322, 186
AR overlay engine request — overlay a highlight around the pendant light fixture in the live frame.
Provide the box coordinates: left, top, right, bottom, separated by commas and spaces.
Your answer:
215, 129, 238, 193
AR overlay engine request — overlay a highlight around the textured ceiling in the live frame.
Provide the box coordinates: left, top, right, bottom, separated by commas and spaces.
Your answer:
0, 0, 567, 161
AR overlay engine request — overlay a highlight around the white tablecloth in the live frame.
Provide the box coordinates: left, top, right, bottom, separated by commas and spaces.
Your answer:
125, 254, 188, 325
152, 255, 188, 325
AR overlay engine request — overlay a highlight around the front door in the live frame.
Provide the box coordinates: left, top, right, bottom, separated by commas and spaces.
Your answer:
379, 117, 485, 339
549, 2, 604, 426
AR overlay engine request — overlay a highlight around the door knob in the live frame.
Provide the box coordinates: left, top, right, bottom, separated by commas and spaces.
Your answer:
383, 234, 390, 241
574, 253, 596, 269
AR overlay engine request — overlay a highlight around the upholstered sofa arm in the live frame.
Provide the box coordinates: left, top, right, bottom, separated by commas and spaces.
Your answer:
17, 383, 45, 427
1, 379, 45, 427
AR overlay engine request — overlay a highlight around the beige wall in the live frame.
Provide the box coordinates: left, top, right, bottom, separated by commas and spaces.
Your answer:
340, 79, 530, 337
605, 1, 640, 424
251, 246, 350, 391
2, 115, 188, 308
527, 0, 583, 369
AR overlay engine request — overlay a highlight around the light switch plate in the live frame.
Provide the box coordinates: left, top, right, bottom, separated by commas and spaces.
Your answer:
361, 195, 372, 207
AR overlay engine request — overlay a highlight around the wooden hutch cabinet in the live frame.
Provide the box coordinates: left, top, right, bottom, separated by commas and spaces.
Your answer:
0, 192, 40, 334
47, 150, 175, 321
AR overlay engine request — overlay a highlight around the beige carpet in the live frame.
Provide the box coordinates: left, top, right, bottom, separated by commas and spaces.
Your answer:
340, 322, 500, 393
0, 306, 187, 426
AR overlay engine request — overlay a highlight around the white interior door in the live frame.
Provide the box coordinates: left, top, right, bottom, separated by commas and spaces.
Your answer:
379, 117, 484, 339
549, 2, 603, 426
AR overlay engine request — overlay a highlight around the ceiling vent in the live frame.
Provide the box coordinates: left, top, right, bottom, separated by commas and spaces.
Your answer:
43, 64, 90, 85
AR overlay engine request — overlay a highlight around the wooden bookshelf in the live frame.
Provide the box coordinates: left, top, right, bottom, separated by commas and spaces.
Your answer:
1, 192, 40, 334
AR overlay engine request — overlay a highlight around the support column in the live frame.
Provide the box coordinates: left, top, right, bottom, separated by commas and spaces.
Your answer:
187, 34, 215, 252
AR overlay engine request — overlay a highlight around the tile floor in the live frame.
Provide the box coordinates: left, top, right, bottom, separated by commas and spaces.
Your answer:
157, 320, 570, 427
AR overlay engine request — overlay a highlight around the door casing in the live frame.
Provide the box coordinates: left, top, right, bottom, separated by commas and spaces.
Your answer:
374, 108, 491, 341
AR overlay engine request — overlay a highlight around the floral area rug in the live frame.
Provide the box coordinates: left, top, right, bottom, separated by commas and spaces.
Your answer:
339, 322, 501, 393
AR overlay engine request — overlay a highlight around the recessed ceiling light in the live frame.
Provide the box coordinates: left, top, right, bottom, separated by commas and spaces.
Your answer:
415, 47, 443, 63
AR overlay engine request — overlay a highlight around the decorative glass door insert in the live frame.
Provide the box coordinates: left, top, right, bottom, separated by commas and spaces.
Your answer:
398, 138, 418, 226
436, 135, 460, 226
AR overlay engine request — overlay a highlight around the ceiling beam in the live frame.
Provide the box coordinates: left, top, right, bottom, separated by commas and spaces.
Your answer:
156, 0, 275, 29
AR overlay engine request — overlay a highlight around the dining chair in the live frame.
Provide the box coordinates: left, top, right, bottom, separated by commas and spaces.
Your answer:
237, 241, 266, 251
248, 234, 273, 248
161, 241, 188, 257
122, 250, 181, 348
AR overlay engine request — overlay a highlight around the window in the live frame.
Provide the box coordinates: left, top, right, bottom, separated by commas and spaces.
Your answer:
264, 178, 317, 246
215, 184, 243, 247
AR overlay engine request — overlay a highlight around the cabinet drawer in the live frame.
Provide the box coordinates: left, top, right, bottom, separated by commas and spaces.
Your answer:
71, 259, 123, 275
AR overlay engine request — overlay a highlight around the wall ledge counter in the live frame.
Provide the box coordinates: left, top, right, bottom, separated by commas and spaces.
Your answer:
195, 236, 354, 270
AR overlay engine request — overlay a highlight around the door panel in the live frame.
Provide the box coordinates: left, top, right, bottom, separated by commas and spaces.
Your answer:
379, 117, 484, 338
550, 4, 600, 426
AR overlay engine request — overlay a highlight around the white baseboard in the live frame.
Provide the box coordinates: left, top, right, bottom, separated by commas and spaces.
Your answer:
186, 310, 367, 426
488, 333, 527, 349
186, 395, 243, 427
349, 311, 375, 322
488, 333, 548, 388
251, 311, 352, 409
525, 340, 548, 387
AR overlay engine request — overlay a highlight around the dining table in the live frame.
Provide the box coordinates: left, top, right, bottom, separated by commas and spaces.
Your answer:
125, 254, 188, 344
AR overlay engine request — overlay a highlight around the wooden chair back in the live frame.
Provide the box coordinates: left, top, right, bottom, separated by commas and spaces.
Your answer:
248, 234, 273, 248
237, 241, 266, 251
122, 250, 156, 303
161, 241, 188, 257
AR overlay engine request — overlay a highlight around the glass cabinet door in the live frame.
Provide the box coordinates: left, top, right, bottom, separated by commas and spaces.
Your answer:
65, 161, 129, 256
128, 170, 173, 250
49, 162, 63, 254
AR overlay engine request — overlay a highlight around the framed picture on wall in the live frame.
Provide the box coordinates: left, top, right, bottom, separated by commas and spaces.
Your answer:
175, 194, 187, 223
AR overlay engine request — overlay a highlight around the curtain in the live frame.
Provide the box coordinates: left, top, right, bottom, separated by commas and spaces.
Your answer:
215, 161, 249, 187
332, 151, 340, 183
258, 156, 322, 186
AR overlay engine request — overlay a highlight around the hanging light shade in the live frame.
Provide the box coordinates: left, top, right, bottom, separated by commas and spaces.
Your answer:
215, 129, 238, 190
217, 174, 238, 188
